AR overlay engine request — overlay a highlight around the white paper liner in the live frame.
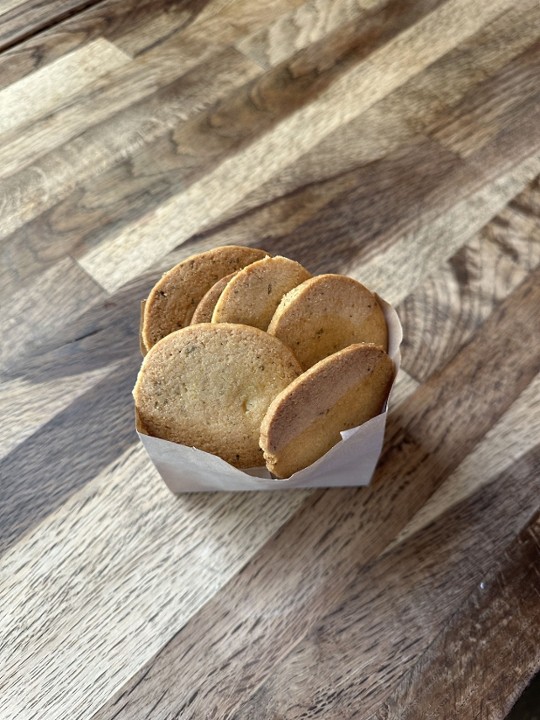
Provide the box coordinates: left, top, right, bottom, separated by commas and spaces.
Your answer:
137, 297, 402, 493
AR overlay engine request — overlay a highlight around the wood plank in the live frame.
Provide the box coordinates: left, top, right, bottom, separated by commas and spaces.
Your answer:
393, 372, 540, 545
0, 258, 106, 372
231, 451, 540, 720
0, 366, 116, 462
0, 445, 311, 720
380, 1, 540, 135
0, 38, 130, 136
200, 1, 540, 236
373, 512, 540, 720
0, 50, 260, 337
351, 154, 540, 305
236, 0, 368, 68
0, 0, 198, 89
78, 0, 517, 292
0, 44, 258, 218
399, 174, 540, 381
91, 265, 540, 720
0, 0, 104, 52
0, 46, 260, 204
430, 41, 540, 160
0, 0, 303, 90
0, 0, 448, 242
189, 152, 538, 308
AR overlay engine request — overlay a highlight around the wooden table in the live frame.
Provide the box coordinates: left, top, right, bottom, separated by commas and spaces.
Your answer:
1, 1, 539, 718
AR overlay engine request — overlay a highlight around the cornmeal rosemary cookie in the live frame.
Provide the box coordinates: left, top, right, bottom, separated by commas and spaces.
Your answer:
191, 272, 237, 324
267, 274, 388, 369
260, 344, 395, 477
142, 246, 267, 350
212, 256, 311, 330
134, 323, 302, 468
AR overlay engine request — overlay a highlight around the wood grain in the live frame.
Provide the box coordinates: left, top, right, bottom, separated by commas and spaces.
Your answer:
79, 0, 519, 291
2, 0, 540, 717
0, 0, 104, 52
400, 175, 540, 381
374, 511, 540, 719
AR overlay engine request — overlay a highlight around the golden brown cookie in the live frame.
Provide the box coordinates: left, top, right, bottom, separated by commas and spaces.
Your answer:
211, 256, 311, 330
142, 245, 267, 350
267, 274, 388, 370
260, 343, 395, 477
133, 323, 302, 468
191, 272, 237, 324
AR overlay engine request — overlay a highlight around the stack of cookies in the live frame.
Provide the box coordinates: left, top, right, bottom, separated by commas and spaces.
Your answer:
134, 246, 395, 478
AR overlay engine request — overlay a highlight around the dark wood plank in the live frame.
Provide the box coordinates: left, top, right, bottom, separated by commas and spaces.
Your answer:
91, 265, 540, 720
430, 41, 540, 160
381, 0, 540, 136
0, 258, 106, 372
0, 0, 106, 53
0, 0, 208, 80
373, 511, 540, 720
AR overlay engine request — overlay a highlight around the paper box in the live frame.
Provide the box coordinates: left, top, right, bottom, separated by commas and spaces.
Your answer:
136, 297, 402, 492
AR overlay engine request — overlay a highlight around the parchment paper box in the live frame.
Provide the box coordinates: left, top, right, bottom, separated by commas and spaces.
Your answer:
136, 297, 402, 493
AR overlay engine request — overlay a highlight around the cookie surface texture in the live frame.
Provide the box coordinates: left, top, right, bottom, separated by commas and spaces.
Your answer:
134, 323, 302, 469
191, 272, 237, 324
260, 343, 395, 478
268, 274, 388, 369
142, 245, 267, 350
212, 256, 311, 330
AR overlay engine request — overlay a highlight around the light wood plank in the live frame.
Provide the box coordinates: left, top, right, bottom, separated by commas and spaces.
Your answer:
0, 446, 310, 720
0, 39, 130, 136
0, 0, 197, 90
78, 0, 518, 291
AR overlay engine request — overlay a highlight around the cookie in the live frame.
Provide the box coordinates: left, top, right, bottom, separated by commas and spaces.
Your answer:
133, 323, 302, 468
142, 245, 267, 350
260, 343, 395, 477
191, 272, 237, 324
267, 274, 388, 369
211, 256, 311, 330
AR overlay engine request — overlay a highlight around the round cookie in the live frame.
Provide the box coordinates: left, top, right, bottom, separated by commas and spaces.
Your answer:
133, 323, 302, 469
211, 256, 311, 330
191, 272, 237, 324
267, 274, 388, 370
260, 343, 395, 478
142, 245, 267, 350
